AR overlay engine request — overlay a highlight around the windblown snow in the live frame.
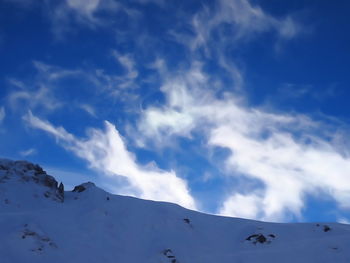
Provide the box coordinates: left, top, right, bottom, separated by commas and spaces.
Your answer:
1, 158, 350, 263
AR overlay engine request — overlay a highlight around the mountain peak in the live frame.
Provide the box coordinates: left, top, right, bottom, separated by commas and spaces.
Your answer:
72, 182, 96, 193
0, 159, 64, 204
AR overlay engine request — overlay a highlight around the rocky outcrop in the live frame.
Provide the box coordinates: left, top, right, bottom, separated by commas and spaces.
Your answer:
316, 224, 332, 232
246, 233, 276, 244
21, 223, 57, 253
163, 249, 178, 263
72, 182, 96, 193
0, 159, 64, 202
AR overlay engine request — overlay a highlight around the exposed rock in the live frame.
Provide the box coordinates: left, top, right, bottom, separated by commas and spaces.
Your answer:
315, 224, 331, 232
246, 234, 259, 241
163, 248, 173, 257
183, 218, 190, 224
0, 159, 63, 202
59, 182, 64, 193
323, 225, 331, 232
72, 182, 96, 193
73, 185, 86, 193
54, 182, 64, 202
58, 182, 64, 196
246, 233, 275, 244
256, 234, 267, 243
21, 225, 57, 253
163, 249, 178, 262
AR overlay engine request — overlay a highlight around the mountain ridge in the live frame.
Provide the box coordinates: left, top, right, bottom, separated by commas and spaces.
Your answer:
1, 158, 350, 263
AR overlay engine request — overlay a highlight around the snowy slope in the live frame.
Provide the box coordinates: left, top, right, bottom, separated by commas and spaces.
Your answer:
1, 159, 350, 263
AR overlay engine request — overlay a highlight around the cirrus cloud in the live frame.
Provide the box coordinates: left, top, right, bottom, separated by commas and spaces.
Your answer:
24, 111, 196, 209
137, 61, 350, 221
0, 107, 5, 124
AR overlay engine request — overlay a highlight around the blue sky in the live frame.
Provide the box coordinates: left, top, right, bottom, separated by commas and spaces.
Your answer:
1, 0, 350, 223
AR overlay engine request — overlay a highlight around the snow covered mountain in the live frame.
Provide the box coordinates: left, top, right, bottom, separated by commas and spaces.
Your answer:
1, 159, 350, 263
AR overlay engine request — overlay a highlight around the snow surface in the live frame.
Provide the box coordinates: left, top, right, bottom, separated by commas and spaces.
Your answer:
1, 158, 350, 263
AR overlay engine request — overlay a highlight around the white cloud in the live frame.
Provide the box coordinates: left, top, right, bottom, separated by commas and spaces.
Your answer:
6, 62, 72, 113
66, 0, 101, 17
338, 217, 350, 225
137, 62, 350, 221
19, 148, 37, 157
6, 61, 140, 115
0, 107, 5, 124
8, 85, 62, 112
24, 112, 75, 142
5, 0, 127, 39
188, 0, 299, 52
220, 193, 262, 219
48, 0, 126, 39
7, 0, 344, 223
79, 104, 97, 117
24, 112, 196, 209
137, 0, 165, 5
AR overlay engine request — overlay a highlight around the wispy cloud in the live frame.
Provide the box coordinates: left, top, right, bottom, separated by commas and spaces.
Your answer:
164, 0, 300, 94
78, 104, 97, 118
179, 0, 299, 54
8, 85, 62, 113
274, 83, 338, 102
66, 0, 102, 17
137, 61, 350, 221
6, 61, 140, 116
112, 51, 139, 80
24, 111, 196, 209
338, 217, 350, 224
0, 107, 5, 124
49, 0, 110, 35
7, 0, 347, 223
6, 62, 72, 113
110, 50, 140, 90
19, 148, 37, 157
46, 0, 137, 39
